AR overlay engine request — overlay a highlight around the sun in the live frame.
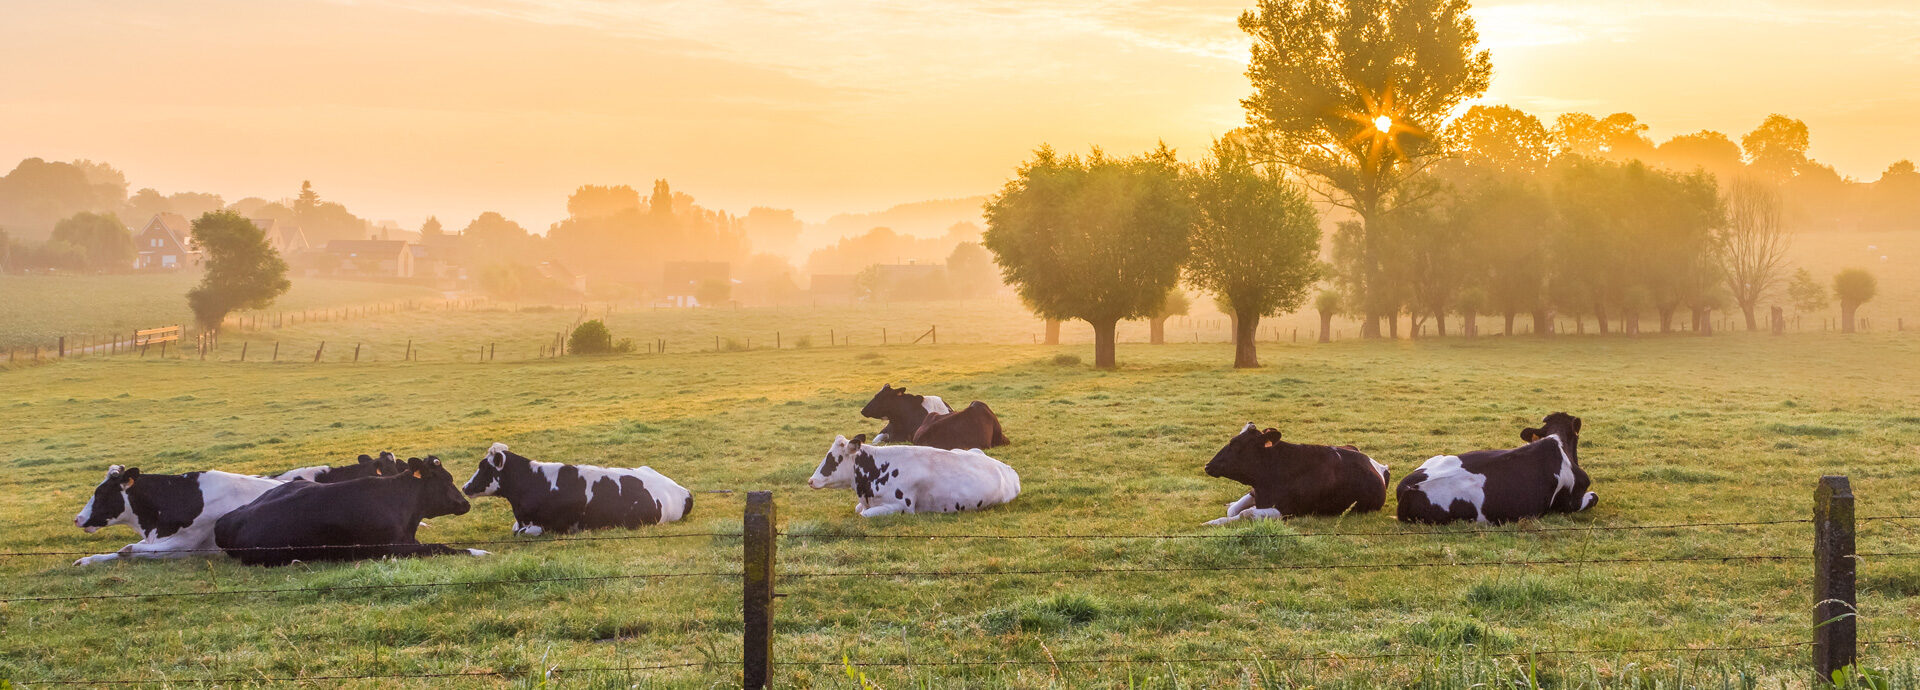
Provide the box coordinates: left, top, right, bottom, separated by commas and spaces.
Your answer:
1374, 115, 1393, 133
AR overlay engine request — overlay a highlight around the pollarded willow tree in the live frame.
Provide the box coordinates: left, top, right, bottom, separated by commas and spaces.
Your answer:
1185, 137, 1322, 367
1240, 0, 1491, 338
983, 145, 1194, 369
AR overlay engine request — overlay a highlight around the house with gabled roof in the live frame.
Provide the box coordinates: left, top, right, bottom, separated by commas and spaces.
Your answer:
254, 218, 311, 257
132, 213, 200, 270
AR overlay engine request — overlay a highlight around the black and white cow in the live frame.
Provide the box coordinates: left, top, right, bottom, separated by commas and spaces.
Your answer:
72, 465, 284, 566
462, 443, 694, 536
860, 384, 951, 443
807, 434, 1021, 517
1396, 412, 1597, 525
214, 456, 487, 566
265, 451, 405, 483
1202, 424, 1389, 525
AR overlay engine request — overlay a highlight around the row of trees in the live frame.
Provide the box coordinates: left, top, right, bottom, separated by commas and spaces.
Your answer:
984, 0, 1900, 369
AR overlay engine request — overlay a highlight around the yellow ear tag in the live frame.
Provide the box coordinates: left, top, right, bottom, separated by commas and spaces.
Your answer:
1263, 441, 1275, 448
412, 470, 423, 478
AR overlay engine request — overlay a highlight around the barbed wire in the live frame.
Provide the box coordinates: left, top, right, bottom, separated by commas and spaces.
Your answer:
785, 552, 1814, 580
779, 517, 1815, 542
0, 570, 740, 604
0, 530, 739, 558
779, 640, 1823, 668
14, 661, 714, 686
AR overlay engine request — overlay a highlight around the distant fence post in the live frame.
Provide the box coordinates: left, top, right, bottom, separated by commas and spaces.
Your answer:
58, 336, 66, 358
313, 341, 325, 363
272, 342, 280, 362
240, 342, 248, 363
1814, 475, 1857, 683
743, 490, 776, 690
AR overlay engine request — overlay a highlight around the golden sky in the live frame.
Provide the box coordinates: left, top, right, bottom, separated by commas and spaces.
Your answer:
3, 0, 1916, 231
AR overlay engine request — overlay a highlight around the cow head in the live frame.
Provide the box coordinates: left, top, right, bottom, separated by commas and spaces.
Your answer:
360, 451, 405, 477
860, 384, 912, 420
408, 456, 471, 518
1521, 412, 1583, 461
809, 434, 867, 489
1204, 423, 1284, 485
463, 443, 521, 496
76, 465, 138, 533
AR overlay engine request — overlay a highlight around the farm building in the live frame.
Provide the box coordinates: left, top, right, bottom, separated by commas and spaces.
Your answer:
253, 218, 311, 257
322, 239, 414, 278
131, 213, 199, 270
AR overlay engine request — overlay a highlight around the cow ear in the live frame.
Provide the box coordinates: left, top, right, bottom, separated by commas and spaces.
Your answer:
358, 454, 375, 464
851, 433, 867, 446
120, 468, 140, 487
1521, 428, 1542, 443
1571, 418, 1582, 434
1261, 429, 1282, 447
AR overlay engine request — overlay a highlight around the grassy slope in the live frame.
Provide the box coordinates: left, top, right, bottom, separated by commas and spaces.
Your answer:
0, 273, 441, 349
3, 332, 1919, 687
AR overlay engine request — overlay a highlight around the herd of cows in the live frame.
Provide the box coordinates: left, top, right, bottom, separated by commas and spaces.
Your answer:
64, 383, 1595, 568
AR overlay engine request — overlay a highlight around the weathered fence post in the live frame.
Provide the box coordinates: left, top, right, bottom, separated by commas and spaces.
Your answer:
313, 341, 325, 363
1814, 475, 1857, 683
406, 339, 413, 361
240, 342, 248, 362
273, 342, 280, 362
58, 336, 66, 358
743, 490, 776, 690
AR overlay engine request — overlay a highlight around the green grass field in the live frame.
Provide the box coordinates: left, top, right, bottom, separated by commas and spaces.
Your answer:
0, 273, 441, 350
4, 321, 1920, 687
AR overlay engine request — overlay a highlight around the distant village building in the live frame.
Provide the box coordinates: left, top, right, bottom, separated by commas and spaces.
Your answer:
660, 261, 731, 306
254, 218, 311, 257
322, 239, 414, 279
132, 213, 199, 270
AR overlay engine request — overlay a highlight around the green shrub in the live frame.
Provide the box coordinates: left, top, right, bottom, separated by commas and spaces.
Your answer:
568, 320, 614, 354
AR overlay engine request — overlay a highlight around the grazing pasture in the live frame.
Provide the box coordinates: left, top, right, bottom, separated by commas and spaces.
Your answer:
2, 326, 1920, 687
0, 272, 440, 349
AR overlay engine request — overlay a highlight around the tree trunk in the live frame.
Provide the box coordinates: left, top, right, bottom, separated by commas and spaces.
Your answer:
1771, 306, 1786, 335
1593, 304, 1610, 335
1623, 310, 1640, 336
1387, 313, 1399, 339
1503, 311, 1516, 336
1741, 303, 1759, 331
1362, 313, 1382, 339
1434, 312, 1449, 337
1044, 319, 1061, 345
1531, 310, 1552, 336
1841, 301, 1858, 333
1658, 306, 1675, 334
1692, 307, 1713, 335
1318, 311, 1334, 343
1233, 312, 1260, 368
1149, 317, 1166, 345
1090, 318, 1118, 369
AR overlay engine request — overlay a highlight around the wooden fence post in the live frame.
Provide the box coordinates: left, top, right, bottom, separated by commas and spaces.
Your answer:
273, 342, 280, 362
313, 341, 325, 363
743, 490, 776, 690
354, 343, 362, 363
489, 343, 495, 361
240, 342, 248, 362
58, 336, 66, 358
406, 339, 413, 361
1814, 475, 1857, 683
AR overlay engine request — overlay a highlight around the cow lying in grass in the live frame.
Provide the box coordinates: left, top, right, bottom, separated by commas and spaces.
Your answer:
214, 456, 487, 566
462, 443, 694, 535
72, 465, 284, 566
1396, 412, 1596, 524
1201, 424, 1389, 525
265, 451, 404, 483
861, 384, 951, 443
807, 434, 1020, 517
911, 400, 1011, 450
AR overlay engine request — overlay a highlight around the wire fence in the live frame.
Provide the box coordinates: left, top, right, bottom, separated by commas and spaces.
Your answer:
4, 485, 1915, 686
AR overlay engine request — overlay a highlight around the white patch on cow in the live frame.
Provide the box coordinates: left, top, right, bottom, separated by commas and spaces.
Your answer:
921, 395, 951, 415
269, 466, 328, 482
1368, 458, 1390, 487
1409, 455, 1488, 523
872, 432, 891, 443
515, 523, 544, 536
466, 549, 492, 556
1546, 434, 1576, 505
512, 456, 694, 525
812, 440, 1020, 518
1581, 492, 1598, 510
1225, 492, 1255, 517
1241, 422, 1258, 434
74, 471, 283, 566
1204, 504, 1282, 526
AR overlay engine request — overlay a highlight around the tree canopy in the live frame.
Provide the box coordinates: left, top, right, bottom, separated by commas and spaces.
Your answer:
983, 145, 1193, 368
49, 211, 134, 271
186, 211, 290, 331
1184, 136, 1321, 367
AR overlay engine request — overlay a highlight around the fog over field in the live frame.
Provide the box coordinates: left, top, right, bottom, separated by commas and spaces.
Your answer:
2, 0, 1919, 688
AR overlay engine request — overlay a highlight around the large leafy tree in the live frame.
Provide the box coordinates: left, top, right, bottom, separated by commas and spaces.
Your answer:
1240, 0, 1491, 337
1742, 114, 1811, 180
1186, 137, 1322, 367
1446, 105, 1552, 175
186, 211, 290, 332
49, 211, 134, 271
983, 146, 1193, 369
1832, 269, 1877, 333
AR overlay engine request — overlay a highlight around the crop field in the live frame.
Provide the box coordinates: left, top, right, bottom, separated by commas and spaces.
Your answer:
3, 314, 1920, 687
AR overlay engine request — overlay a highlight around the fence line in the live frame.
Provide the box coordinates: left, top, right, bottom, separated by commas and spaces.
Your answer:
18, 662, 715, 686
787, 640, 1841, 668
0, 530, 738, 558
780, 517, 1822, 542
781, 552, 1820, 580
